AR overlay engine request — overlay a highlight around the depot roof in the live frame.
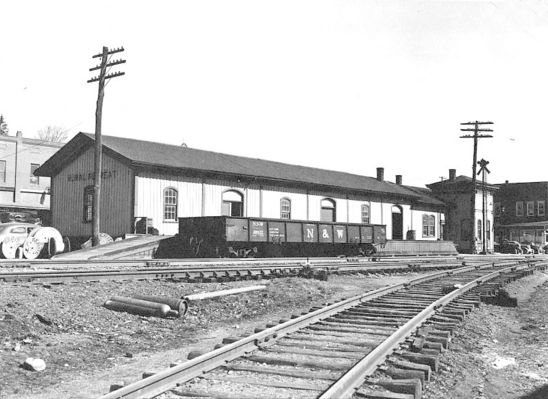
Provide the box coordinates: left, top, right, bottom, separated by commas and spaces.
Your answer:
36, 133, 440, 202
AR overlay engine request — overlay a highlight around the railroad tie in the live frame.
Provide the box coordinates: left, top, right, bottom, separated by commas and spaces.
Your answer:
382, 367, 426, 387
387, 358, 431, 381
355, 388, 416, 399
245, 354, 352, 371
222, 363, 339, 381
400, 352, 439, 372
374, 378, 422, 399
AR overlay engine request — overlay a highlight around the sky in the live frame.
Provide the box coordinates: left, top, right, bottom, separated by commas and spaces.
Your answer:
2, 0, 548, 187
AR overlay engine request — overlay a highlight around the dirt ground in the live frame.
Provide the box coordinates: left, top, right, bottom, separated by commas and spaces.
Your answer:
0, 272, 415, 399
424, 270, 548, 399
1, 269, 547, 399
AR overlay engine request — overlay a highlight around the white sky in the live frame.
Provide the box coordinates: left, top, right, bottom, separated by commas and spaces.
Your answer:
2, 0, 548, 187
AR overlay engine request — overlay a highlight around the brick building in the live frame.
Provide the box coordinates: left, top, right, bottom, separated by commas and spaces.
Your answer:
494, 181, 548, 246
0, 131, 63, 224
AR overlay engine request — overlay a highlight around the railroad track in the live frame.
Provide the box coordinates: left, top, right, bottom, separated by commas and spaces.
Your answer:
99, 259, 546, 399
0, 255, 513, 284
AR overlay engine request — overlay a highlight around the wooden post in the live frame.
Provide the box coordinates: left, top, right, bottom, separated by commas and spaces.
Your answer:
460, 121, 493, 253
88, 46, 125, 247
93, 47, 108, 247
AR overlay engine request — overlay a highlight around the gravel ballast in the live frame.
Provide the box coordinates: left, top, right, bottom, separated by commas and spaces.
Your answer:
1, 269, 547, 398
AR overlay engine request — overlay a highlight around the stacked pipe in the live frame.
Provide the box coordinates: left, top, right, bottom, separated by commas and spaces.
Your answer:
104, 295, 188, 318
104, 285, 266, 318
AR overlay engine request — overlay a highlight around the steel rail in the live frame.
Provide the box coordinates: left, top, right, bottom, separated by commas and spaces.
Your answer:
0, 264, 304, 283
98, 260, 525, 399
320, 260, 546, 398
2, 253, 524, 269
0, 257, 499, 284
0, 256, 402, 267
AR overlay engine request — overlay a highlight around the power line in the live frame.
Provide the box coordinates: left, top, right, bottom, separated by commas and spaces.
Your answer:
88, 46, 125, 247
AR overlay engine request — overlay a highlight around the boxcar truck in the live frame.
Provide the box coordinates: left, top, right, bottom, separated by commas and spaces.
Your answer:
178, 216, 386, 258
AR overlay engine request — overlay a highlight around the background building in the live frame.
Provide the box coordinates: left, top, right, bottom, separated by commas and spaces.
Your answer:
428, 169, 497, 253
36, 133, 447, 244
494, 181, 548, 246
0, 131, 63, 224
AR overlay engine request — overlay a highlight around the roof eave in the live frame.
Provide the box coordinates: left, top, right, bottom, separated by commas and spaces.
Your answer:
131, 161, 421, 201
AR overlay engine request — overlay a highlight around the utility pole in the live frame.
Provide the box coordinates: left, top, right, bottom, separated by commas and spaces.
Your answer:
88, 46, 125, 246
460, 121, 493, 254
477, 159, 491, 254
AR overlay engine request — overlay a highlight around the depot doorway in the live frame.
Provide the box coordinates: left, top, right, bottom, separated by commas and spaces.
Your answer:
392, 205, 403, 240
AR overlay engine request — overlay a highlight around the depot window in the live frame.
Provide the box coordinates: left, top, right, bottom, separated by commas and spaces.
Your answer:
280, 198, 291, 219
320, 198, 336, 222
422, 214, 435, 237
361, 204, 370, 224
222, 190, 244, 217
83, 185, 94, 223
163, 187, 178, 221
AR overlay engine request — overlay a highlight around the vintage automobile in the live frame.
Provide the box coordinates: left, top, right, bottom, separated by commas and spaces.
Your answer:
498, 240, 523, 254
529, 243, 543, 254
520, 243, 534, 255
0, 223, 64, 259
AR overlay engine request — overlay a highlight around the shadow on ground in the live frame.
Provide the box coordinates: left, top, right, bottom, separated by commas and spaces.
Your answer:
520, 385, 548, 399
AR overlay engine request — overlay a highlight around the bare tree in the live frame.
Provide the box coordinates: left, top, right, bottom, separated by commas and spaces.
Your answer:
37, 125, 69, 142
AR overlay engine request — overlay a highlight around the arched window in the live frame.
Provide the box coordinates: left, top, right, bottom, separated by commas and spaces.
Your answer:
280, 198, 291, 219
422, 214, 436, 237
163, 187, 178, 221
222, 190, 244, 217
83, 185, 94, 223
320, 198, 336, 222
361, 204, 370, 224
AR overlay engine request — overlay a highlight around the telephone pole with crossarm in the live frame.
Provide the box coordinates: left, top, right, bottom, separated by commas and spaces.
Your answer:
88, 46, 125, 246
460, 121, 493, 253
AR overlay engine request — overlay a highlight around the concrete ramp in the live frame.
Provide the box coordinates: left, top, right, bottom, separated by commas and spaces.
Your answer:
376, 240, 458, 257
52, 235, 172, 261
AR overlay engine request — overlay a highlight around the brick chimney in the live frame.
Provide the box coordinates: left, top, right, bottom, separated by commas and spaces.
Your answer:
449, 169, 456, 181
376, 167, 384, 182
395, 175, 402, 185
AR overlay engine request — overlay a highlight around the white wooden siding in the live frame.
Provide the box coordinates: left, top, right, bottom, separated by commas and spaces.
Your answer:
135, 172, 202, 235
261, 188, 308, 220
52, 148, 133, 237
50, 153, 446, 241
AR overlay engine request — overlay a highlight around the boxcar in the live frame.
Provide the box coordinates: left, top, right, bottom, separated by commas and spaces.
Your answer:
178, 216, 386, 258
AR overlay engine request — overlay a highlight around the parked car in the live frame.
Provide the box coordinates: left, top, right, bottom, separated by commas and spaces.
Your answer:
0, 223, 66, 259
520, 243, 533, 254
530, 243, 543, 254
0, 223, 39, 244
499, 240, 522, 254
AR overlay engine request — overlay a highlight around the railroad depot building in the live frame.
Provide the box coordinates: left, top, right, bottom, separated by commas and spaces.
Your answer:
36, 133, 447, 244
0, 131, 63, 224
